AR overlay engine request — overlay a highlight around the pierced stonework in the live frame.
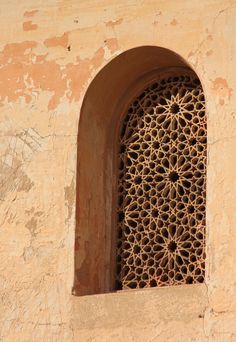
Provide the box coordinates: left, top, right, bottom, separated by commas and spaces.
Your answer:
116, 73, 206, 290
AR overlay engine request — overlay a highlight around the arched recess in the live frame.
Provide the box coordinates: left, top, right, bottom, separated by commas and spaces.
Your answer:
73, 46, 205, 296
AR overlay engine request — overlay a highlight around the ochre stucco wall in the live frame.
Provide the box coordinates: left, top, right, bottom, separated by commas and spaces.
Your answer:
0, 1, 235, 341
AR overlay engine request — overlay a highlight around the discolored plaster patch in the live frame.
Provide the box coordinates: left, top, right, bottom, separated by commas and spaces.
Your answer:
187, 31, 214, 65
0, 158, 34, 201
25, 217, 38, 237
25, 207, 43, 225
105, 18, 123, 28
0, 41, 37, 104
105, 38, 119, 54
206, 50, 213, 56
207, 34, 213, 41
24, 208, 44, 261
25, 207, 43, 217
212, 77, 233, 105
171, 18, 178, 26
17, 173, 34, 192
64, 176, 75, 223
0, 39, 105, 110
44, 32, 69, 49
0, 128, 49, 201
23, 21, 38, 31
65, 47, 105, 102
24, 10, 38, 17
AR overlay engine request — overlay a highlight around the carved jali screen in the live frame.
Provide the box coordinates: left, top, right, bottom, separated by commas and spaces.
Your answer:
116, 73, 206, 290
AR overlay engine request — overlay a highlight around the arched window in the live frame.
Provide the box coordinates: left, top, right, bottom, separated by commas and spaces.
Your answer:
74, 47, 206, 296
116, 70, 206, 290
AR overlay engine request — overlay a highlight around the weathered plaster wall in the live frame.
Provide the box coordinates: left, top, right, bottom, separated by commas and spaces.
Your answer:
0, 0, 235, 341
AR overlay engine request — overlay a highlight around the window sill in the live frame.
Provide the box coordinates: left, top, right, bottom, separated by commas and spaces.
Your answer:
72, 283, 208, 333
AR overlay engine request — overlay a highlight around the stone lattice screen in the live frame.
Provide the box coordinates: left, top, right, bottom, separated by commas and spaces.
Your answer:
116, 72, 206, 290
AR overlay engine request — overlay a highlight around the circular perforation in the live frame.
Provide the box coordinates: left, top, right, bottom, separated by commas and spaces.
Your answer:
116, 73, 206, 290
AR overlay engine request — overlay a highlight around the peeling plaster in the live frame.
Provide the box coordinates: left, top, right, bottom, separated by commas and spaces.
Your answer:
0, 40, 105, 110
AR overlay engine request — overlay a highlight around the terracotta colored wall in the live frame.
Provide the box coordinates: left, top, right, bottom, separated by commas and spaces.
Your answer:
0, 0, 235, 341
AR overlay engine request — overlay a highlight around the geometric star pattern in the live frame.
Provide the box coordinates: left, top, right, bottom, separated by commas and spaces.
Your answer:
116, 73, 206, 289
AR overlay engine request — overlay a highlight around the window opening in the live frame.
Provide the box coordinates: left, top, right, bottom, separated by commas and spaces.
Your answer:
116, 72, 206, 290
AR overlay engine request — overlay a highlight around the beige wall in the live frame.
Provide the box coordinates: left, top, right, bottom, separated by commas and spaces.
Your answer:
0, 0, 235, 341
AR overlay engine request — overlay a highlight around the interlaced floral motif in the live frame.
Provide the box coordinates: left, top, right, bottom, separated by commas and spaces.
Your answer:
116, 73, 206, 290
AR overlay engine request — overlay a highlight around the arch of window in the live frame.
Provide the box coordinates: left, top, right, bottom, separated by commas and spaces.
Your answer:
116, 70, 206, 290
74, 46, 207, 296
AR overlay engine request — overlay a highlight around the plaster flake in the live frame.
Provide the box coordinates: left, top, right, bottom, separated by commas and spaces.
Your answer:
212, 77, 233, 105
44, 32, 69, 49
23, 21, 38, 31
